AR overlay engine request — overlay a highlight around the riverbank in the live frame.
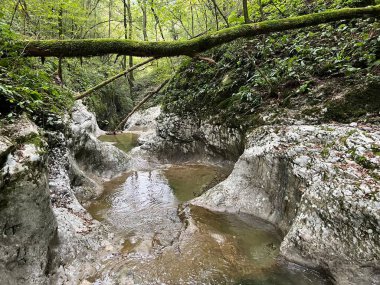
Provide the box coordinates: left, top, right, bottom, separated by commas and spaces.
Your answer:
0, 102, 378, 284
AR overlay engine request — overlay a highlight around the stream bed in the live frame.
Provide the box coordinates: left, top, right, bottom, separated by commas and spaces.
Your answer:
88, 134, 331, 285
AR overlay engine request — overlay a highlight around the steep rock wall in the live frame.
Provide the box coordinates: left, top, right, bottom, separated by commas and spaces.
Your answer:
0, 116, 57, 285
133, 109, 244, 162
193, 124, 380, 284
47, 101, 131, 284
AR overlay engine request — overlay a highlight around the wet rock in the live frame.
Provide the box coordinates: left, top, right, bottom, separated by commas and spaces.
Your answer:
124, 107, 242, 163
0, 118, 57, 285
192, 124, 380, 285
70, 101, 130, 179
154, 112, 244, 162
124, 106, 161, 148
124, 106, 161, 132
47, 101, 127, 284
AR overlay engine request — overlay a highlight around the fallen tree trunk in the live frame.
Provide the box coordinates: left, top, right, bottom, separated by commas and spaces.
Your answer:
17, 5, 380, 58
114, 79, 169, 131
75, 57, 155, 100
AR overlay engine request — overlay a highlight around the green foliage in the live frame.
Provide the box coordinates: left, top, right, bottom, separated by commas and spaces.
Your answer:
0, 21, 73, 121
1, 0, 379, 130
325, 79, 380, 122
349, 147, 378, 170
161, 15, 380, 128
61, 57, 131, 129
228, 12, 245, 26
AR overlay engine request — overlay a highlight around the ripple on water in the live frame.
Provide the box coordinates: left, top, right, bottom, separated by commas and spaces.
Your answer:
87, 161, 330, 285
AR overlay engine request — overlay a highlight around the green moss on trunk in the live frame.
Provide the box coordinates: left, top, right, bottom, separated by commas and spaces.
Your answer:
15, 5, 380, 58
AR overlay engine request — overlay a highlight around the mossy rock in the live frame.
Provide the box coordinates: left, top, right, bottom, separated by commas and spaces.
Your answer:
325, 81, 380, 123
302, 107, 321, 116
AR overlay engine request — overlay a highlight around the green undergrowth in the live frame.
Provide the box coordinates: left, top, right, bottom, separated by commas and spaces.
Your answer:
160, 16, 380, 129
63, 57, 134, 130
64, 57, 174, 130
325, 80, 380, 122
0, 21, 74, 125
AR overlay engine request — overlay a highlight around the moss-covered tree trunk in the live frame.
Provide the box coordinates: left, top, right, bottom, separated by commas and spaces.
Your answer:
17, 5, 380, 58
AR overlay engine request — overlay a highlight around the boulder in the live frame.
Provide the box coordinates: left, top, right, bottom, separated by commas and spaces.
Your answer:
0, 117, 57, 285
193, 124, 380, 284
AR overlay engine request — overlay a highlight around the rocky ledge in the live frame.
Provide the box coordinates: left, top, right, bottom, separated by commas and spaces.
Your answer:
0, 116, 57, 285
154, 112, 244, 162
0, 102, 131, 284
192, 124, 380, 285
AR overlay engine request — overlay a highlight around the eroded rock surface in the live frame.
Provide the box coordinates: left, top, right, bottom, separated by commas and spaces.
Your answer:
193, 124, 380, 285
127, 107, 244, 162
155, 113, 244, 161
70, 101, 130, 179
47, 101, 131, 284
0, 116, 57, 285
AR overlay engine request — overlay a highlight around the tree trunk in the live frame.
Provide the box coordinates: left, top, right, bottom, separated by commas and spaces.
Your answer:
209, 0, 229, 27
200, 0, 209, 32
191, 4, 195, 37
20, 0, 28, 35
57, 5, 63, 85
210, 0, 219, 30
126, 0, 134, 88
269, 0, 285, 17
150, 4, 165, 40
109, 0, 113, 37
258, 0, 264, 20
138, 0, 148, 41
243, 0, 250, 24
169, 10, 192, 38
10, 0, 21, 27
18, 5, 380, 58
122, 0, 128, 79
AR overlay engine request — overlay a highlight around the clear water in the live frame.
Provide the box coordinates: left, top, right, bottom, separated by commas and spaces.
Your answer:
97, 132, 139, 153
88, 133, 331, 284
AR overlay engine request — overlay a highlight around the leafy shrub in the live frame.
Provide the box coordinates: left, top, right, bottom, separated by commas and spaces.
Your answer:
161, 16, 379, 128
0, 21, 73, 121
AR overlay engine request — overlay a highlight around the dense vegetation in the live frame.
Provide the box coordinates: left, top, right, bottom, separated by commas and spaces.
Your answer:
161, 16, 380, 128
0, 0, 379, 129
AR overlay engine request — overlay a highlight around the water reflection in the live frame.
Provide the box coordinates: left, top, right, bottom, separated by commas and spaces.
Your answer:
98, 132, 139, 153
87, 164, 330, 284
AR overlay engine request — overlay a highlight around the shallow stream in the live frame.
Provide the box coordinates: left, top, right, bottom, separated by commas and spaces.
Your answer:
88, 133, 330, 284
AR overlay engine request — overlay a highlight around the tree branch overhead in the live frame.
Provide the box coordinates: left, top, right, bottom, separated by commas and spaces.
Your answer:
17, 5, 380, 58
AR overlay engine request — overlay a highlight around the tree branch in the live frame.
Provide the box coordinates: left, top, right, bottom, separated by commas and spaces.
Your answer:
114, 79, 169, 131
75, 57, 156, 100
16, 5, 380, 58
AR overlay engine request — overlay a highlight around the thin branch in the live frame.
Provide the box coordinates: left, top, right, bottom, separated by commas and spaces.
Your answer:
82, 20, 123, 38
10, 0, 21, 27
114, 79, 169, 131
193, 55, 216, 64
75, 57, 156, 100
